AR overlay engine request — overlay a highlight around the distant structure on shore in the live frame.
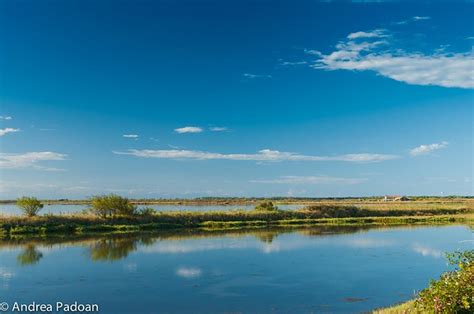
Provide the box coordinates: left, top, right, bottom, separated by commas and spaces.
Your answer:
383, 195, 410, 202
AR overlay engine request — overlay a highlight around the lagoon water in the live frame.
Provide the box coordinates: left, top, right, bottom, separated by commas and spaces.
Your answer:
0, 204, 304, 216
0, 225, 472, 313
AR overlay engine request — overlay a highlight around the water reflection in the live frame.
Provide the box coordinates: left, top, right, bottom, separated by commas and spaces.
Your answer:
0, 224, 471, 266
0, 225, 472, 313
89, 238, 137, 261
16, 244, 43, 266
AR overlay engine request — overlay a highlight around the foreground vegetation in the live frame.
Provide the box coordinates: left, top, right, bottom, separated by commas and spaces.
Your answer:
374, 250, 474, 313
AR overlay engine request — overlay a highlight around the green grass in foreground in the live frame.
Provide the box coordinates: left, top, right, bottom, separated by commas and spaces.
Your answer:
0, 205, 473, 236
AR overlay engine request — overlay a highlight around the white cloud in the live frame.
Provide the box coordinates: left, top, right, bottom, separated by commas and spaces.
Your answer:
176, 267, 202, 278
413, 16, 431, 21
280, 60, 308, 66
123, 134, 139, 138
347, 29, 387, 39
114, 148, 398, 163
243, 73, 272, 79
0, 128, 20, 136
174, 126, 203, 134
312, 29, 474, 89
0, 152, 67, 170
410, 141, 448, 156
209, 126, 228, 132
251, 176, 367, 184
0, 116, 12, 120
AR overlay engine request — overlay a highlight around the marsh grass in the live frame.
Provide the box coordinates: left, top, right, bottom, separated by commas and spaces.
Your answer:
372, 301, 418, 314
0, 204, 472, 236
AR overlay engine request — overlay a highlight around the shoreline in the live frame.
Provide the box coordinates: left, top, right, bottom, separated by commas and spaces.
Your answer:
1, 208, 472, 237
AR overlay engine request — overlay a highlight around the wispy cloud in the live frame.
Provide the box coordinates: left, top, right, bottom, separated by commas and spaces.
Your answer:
174, 126, 203, 134
209, 126, 228, 132
123, 134, 139, 139
242, 73, 272, 79
114, 148, 398, 163
312, 27, 474, 89
0, 116, 12, 120
413, 16, 431, 21
396, 16, 431, 25
251, 176, 367, 184
410, 141, 448, 156
280, 60, 308, 66
0, 152, 67, 170
0, 128, 19, 136
347, 29, 388, 40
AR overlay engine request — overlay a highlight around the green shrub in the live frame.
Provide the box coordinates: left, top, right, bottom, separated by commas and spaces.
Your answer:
255, 201, 278, 212
415, 250, 474, 313
137, 207, 157, 216
89, 194, 137, 218
16, 197, 44, 217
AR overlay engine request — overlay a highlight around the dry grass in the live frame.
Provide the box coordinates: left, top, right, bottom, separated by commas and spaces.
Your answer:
372, 301, 419, 314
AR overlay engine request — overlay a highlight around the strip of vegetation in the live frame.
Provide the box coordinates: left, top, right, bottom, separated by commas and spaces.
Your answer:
1, 195, 472, 236
374, 250, 473, 313
1, 195, 472, 205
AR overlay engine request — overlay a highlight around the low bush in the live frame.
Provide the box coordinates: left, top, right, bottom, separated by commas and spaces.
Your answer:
415, 250, 473, 313
89, 194, 137, 218
137, 207, 157, 216
16, 197, 44, 217
255, 201, 278, 212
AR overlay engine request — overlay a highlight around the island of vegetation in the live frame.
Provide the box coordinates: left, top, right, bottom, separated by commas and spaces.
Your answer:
1, 194, 472, 236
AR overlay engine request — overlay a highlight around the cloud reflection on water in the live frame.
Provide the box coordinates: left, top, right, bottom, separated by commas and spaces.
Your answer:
176, 267, 202, 278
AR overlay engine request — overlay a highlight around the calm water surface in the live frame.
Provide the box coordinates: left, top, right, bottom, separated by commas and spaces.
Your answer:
0, 225, 472, 313
0, 204, 304, 215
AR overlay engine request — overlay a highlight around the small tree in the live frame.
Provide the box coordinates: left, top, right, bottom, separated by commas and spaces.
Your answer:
255, 201, 278, 212
16, 197, 44, 217
90, 194, 137, 218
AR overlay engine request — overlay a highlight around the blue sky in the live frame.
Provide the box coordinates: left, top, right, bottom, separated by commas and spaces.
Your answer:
0, 0, 473, 199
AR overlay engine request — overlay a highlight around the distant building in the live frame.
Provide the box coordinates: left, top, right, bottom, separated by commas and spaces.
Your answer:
383, 195, 409, 202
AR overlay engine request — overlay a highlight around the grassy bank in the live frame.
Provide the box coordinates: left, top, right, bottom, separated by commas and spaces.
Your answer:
1, 205, 472, 236
373, 301, 417, 314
